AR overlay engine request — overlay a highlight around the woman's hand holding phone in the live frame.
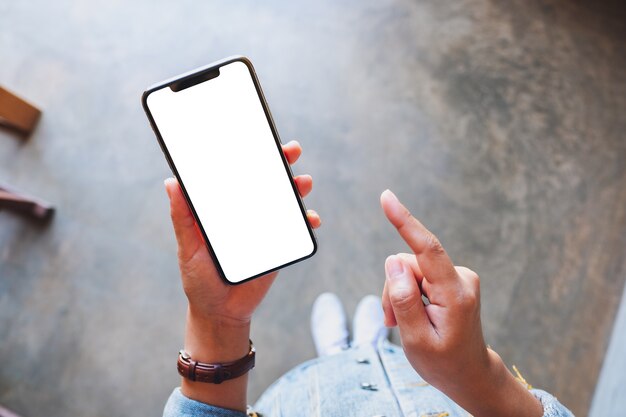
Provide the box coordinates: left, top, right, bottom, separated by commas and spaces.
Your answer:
164, 140, 320, 411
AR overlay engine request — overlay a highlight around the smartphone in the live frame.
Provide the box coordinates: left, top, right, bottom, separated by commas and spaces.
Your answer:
142, 56, 317, 285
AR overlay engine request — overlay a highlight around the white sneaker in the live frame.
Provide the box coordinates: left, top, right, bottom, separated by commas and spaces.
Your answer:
310, 292, 350, 357
352, 295, 388, 348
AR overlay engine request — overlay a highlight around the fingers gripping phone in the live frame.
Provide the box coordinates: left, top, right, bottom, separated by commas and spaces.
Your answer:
142, 56, 317, 284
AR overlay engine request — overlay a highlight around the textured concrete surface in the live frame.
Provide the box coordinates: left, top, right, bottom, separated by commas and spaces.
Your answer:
1, 1, 625, 416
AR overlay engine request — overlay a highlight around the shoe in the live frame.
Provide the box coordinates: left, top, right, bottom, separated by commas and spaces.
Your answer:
352, 295, 388, 348
310, 292, 349, 357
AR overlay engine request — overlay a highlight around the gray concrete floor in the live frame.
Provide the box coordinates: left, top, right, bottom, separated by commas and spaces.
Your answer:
1, 1, 625, 416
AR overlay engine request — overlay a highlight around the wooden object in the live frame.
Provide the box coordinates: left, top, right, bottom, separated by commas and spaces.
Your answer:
0, 86, 42, 136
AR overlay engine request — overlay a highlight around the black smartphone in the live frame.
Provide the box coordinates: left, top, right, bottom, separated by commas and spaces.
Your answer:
142, 56, 317, 285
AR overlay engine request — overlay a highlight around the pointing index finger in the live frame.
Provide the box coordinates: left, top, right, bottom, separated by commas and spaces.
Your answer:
380, 189, 458, 283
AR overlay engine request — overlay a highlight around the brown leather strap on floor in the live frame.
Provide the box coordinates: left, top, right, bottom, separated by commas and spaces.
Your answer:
0, 185, 54, 220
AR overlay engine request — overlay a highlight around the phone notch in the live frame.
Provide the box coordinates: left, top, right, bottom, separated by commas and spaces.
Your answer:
170, 68, 221, 92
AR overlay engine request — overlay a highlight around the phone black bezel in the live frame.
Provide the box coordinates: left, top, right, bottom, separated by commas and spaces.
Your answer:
142, 55, 317, 285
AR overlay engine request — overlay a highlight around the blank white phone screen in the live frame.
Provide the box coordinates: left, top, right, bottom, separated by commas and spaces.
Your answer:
147, 60, 314, 283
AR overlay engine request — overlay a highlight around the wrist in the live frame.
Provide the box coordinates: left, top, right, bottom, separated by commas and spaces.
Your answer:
180, 306, 252, 412
184, 306, 251, 362
449, 350, 543, 417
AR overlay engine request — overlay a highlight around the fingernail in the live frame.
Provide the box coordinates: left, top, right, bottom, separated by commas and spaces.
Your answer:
384, 189, 398, 201
386, 256, 404, 278
164, 178, 175, 197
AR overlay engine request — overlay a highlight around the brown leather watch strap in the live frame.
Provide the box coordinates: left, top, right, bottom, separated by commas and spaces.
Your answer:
177, 340, 255, 384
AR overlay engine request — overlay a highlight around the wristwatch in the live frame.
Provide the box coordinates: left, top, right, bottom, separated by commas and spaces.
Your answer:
177, 340, 256, 384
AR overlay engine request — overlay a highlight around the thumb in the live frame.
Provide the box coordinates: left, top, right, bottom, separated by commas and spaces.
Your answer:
164, 178, 204, 262
385, 255, 431, 344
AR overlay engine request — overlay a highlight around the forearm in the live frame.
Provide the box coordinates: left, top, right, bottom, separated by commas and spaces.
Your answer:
444, 350, 543, 417
180, 307, 252, 412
